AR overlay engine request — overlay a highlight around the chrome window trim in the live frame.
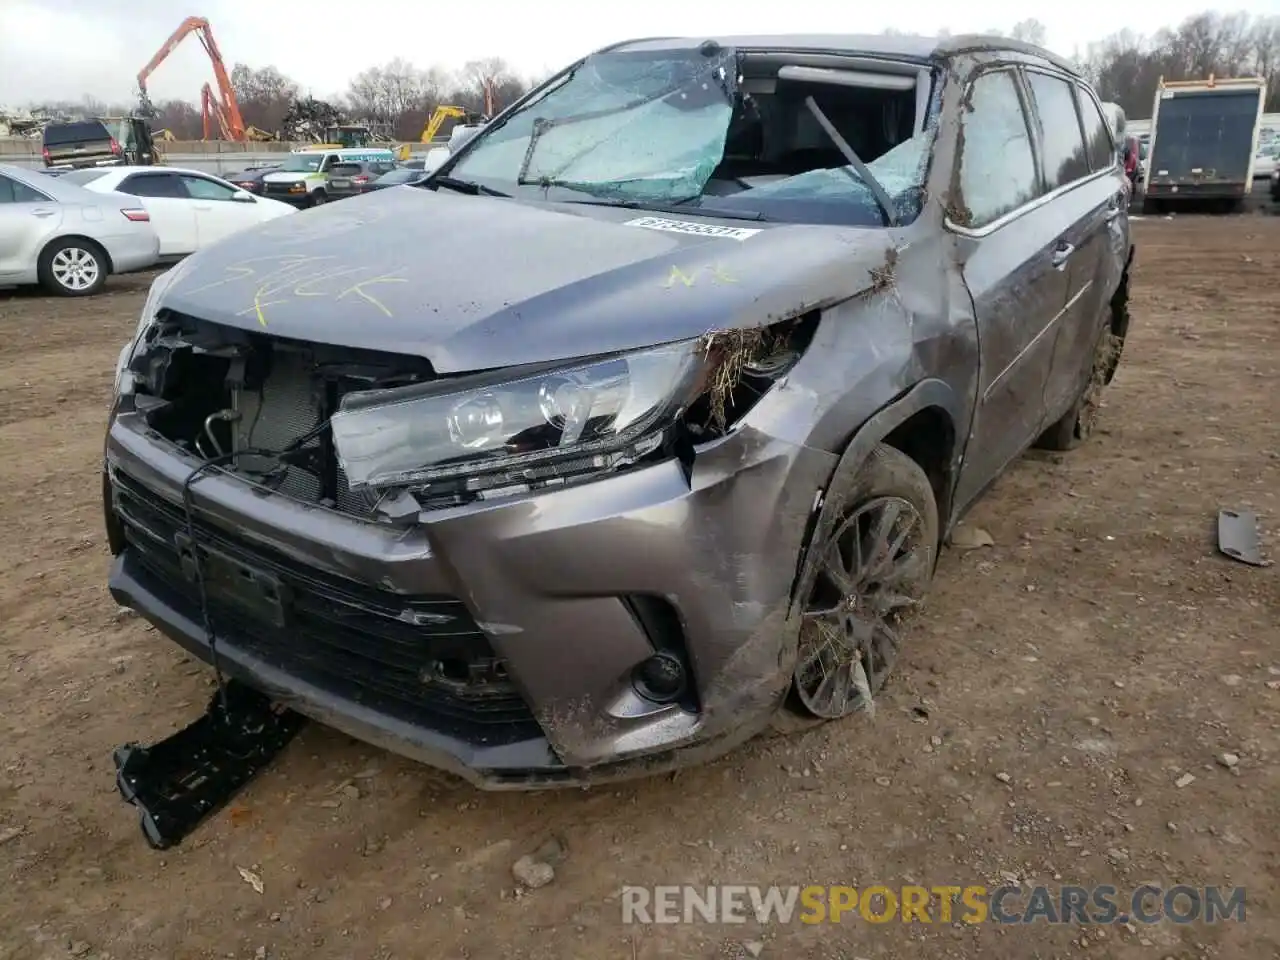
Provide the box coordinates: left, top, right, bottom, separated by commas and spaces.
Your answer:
944, 63, 1117, 239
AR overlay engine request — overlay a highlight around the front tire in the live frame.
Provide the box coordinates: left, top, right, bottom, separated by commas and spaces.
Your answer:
38, 238, 108, 297
788, 444, 939, 720
309, 190, 327, 207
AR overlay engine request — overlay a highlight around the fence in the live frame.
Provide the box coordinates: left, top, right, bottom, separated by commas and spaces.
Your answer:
0, 138, 439, 175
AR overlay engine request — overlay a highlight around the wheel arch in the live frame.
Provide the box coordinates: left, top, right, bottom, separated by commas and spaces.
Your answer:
787, 378, 963, 617
40, 234, 114, 274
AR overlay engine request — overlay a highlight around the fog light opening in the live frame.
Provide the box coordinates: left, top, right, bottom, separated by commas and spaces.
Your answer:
632, 652, 688, 704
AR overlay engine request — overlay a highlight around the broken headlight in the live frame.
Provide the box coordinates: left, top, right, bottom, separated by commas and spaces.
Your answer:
114, 268, 177, 395
331, 341, 705, 491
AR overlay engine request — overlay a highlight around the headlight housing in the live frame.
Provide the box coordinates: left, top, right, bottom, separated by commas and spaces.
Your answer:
331, 341, 705, 491
114, 268, 176, 395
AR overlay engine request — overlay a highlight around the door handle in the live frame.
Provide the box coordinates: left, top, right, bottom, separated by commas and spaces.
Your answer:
31, 208, 56, 218
1051, 243, 1074, 269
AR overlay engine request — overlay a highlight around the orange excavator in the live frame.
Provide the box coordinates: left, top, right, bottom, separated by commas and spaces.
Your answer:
138, 16, 246, 141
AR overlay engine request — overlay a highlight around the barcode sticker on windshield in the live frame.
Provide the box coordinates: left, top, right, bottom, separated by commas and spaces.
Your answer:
624, 217, 762, 241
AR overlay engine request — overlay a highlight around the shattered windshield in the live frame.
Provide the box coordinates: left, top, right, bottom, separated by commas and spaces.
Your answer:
449, 47, 936, 226
453, 48, 737, 203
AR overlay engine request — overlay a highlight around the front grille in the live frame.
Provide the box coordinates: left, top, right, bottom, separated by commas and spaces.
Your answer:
263, 182, 302, 198
111, 468, 539, 745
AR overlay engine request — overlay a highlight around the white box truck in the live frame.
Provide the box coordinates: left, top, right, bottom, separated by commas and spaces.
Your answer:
1143, 75, 1267, 213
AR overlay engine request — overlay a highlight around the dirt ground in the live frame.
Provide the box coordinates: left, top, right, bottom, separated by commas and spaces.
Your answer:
1, 216, 1277, 960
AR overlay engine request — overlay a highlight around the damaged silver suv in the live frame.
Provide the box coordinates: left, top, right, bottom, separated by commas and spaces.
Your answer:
103, 34, 1134, 789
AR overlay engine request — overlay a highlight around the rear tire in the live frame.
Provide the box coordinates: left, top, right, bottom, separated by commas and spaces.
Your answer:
38, 238, 108, 297
1035, 328, 1122, 451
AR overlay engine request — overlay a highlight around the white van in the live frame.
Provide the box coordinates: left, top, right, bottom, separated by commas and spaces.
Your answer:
261, 147, 398, 207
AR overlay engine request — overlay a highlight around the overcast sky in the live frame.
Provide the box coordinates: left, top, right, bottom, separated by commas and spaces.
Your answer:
2, 0, 1276, 106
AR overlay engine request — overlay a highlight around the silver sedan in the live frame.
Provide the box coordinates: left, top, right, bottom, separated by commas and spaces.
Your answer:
0, 163, 160, 296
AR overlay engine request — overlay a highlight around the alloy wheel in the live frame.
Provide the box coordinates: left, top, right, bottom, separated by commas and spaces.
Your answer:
795, 495, 929, 719
50, 247, 100, 293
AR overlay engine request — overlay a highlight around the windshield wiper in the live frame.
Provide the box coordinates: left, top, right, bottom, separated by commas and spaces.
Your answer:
429, 175, 510, 198
803, 96, 899, 228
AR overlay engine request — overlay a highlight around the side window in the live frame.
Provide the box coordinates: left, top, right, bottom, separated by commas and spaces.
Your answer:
12, 180, 48, 202
956, 70, 1039, 228
181, 175, 238, 201
1025, 71, 1091, 190
120, 173, 187, 199
0, 176, 50, 203
321, 154, 339, 172
1075, 86, 1116, 172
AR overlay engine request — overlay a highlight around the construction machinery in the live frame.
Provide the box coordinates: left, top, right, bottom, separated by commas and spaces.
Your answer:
421, 105, 487, 143
139, 16, 246, 141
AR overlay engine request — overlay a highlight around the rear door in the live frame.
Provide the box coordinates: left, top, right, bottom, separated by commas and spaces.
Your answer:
948, 66, 1071, 513
116, 171, 197, 255
1022, 69, 1125, 421
328, 162, 362, 193
0, 173, 62, 279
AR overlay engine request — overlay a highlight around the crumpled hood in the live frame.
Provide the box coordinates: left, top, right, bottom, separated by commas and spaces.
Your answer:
158, 186, 894, 372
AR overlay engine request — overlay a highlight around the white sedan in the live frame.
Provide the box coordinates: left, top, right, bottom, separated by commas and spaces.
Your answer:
0, 163, 159, 296
60, 165, 296, 259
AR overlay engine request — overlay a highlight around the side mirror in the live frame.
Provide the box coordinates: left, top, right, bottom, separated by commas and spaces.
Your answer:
231, 190, 255, 202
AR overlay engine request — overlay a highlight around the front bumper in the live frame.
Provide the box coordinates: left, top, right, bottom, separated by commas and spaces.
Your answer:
262, 187, 313, 207
103, 400, 836, 788
1145, 180, 1248, 200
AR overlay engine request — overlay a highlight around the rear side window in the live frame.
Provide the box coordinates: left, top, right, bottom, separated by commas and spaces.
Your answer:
0, 174, 51, 203
120, 173, 187, 199
956, 70, 1039, 228
1075, 86, 1116, 172
1025, 71, 1091, 189
42, 121, 110, 146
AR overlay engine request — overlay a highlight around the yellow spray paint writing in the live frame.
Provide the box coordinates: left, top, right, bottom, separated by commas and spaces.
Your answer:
664, 263, 738, 289
180, 254, 405, 326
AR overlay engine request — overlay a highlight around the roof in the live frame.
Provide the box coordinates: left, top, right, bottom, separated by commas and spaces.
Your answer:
88, 164, 211, 177
599, 33, 1080, 77
0, 164, 125, 204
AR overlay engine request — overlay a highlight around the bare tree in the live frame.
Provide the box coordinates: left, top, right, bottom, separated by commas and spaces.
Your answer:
463, 57, 514, 113
153, 99, 201, 139
230, 64, 299, 134
1011, 19, 1048, 48
1083, 12, 1280, 116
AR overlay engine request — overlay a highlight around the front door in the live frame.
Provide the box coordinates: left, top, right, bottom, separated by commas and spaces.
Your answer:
947, 66, 1071, 516
179, 174, 247, 248
0, 173, 61, 279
